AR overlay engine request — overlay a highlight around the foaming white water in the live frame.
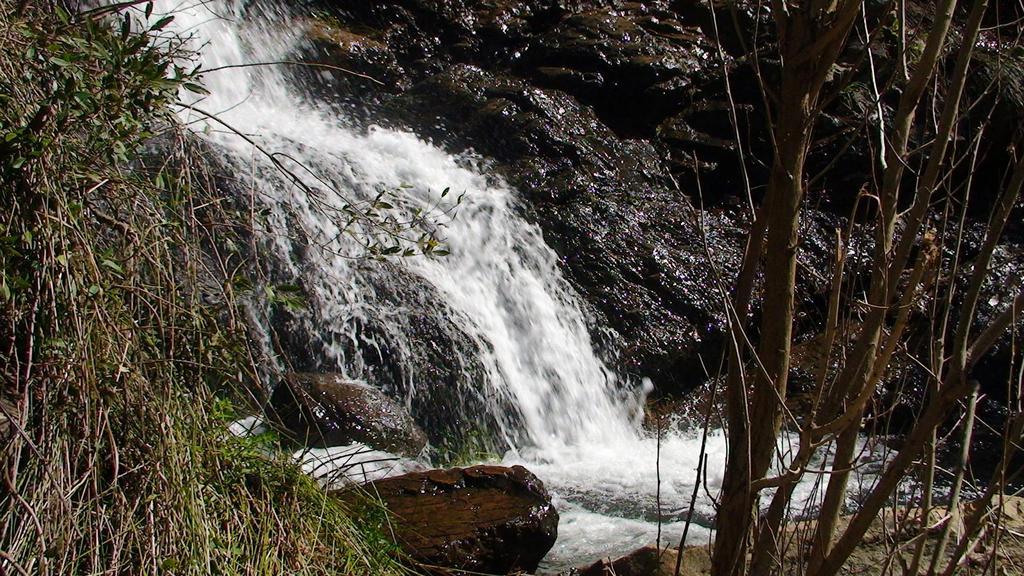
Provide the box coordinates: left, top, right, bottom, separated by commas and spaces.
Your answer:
149, 1, 887, 568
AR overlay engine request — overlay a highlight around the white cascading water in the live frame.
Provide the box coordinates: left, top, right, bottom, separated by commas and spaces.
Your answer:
155, 1, 888, 568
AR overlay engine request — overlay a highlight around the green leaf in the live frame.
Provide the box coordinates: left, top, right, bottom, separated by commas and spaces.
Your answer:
183, 82, 209, 96
49, 56, 70, 67
73, 92, 92, 107
151, 15, 175, 31
101, 259, 123, 274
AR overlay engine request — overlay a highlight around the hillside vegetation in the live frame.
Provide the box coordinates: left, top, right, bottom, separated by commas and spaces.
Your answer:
0, 3, 403, 574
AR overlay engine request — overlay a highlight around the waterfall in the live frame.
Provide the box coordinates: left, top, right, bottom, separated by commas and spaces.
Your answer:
151, 1, 888, 568
164, 0, 645, 454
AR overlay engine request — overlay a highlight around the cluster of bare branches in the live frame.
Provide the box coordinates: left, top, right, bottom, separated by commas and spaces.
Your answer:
704, 1, 1024, 575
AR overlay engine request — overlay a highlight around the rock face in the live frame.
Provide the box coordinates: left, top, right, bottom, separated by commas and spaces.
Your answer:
295, 0, 1024, 407
337, 465, 558, 574
294, 0, 852, 393
270, 372, 428, 456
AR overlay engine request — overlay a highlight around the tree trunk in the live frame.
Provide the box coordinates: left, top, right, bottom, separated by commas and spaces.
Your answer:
711, 5, 862, 573
711, 69, 813, 576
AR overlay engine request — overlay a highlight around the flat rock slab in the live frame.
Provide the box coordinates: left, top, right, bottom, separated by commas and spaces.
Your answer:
337, 465, 558, 574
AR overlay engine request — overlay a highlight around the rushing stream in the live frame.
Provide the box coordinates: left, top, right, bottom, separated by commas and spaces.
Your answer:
156, 1, 887, 568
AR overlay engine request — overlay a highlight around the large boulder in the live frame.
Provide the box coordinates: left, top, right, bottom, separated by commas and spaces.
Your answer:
269, 372, 428, 456
337, 465, 558, 574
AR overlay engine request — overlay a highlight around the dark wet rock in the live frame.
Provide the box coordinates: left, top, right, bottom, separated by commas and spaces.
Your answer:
267, 259, 512, 454
518, 6, 720, 135
270, 372, 428, 455
383, 64, 848, 391
306, 0, 554, 75
351, 264, 523, 455
962, 50, 1024, 215
383, 64, 669, 201
335, 465, 558, 574
953, 240, 1024, 479
295, 16, 411, 106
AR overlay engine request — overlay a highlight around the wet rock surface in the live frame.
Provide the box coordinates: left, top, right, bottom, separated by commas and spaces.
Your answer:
335, 464, 558, 574
293, 0, 1024, 404
266, 256, 510, 454
270, 372, 428, 455
291, 0, 857, 393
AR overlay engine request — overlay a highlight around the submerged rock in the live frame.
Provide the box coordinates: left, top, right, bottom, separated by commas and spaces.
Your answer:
336, 464, 558, 574
269, 372, 428, 456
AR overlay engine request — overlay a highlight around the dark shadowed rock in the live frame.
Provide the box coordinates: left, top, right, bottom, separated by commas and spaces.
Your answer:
519, 5, 719, 135
336, 465, 558, 574
270, 372, 428, 455
265, 255, 510, 456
